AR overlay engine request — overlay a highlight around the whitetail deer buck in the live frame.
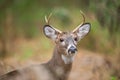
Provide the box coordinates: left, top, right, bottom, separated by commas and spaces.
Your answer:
0, 13, 91, 80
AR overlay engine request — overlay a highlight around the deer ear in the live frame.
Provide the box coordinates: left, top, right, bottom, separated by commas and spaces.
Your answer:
43, 25, 62, 40
73, 23, 91, 39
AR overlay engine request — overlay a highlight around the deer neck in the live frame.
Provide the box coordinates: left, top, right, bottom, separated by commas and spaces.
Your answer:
47, 45, 72, 75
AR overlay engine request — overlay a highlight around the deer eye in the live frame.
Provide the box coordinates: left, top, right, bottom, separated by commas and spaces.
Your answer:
74, 37, 78, 41
60, 38, 64, 42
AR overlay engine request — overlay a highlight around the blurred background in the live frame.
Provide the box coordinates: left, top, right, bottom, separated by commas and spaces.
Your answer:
0, 0, 120, 80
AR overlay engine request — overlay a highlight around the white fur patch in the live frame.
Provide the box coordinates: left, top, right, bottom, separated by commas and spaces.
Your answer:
61, 54, 75, 64
61, 41, 65, 46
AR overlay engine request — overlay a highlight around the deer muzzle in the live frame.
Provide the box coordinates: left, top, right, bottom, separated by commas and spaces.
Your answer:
68, 46, 77, 54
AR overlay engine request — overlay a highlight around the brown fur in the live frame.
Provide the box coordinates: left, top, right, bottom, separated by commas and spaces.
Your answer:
0, 32, 74, 80
0, 23, 91, 80
0, 46, 72, 80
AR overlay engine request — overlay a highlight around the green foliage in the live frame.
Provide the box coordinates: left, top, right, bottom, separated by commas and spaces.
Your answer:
0, 0, 119, 55
111, 76, 117, 80
54, 8, 71, 26
19, 47, 34, 60
89, 0, 120, 34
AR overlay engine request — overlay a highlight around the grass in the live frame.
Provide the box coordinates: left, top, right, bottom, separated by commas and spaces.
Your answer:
111, 76, 117, 80
19, 47, 34, 60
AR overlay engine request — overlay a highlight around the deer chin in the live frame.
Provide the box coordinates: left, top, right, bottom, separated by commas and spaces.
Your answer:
61, 51, 77, 64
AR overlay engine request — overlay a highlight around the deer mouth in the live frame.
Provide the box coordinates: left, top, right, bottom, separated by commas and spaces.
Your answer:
68, 48, 77, 54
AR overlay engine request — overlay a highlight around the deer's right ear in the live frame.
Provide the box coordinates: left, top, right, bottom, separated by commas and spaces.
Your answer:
72, 23, 91, 39
43, 25, 62, 40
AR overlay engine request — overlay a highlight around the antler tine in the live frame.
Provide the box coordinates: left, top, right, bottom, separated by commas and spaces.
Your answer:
45, 15, 48, 24
45, 12, 53, 25
80, 10, 85, 24
72, 10, 86, 32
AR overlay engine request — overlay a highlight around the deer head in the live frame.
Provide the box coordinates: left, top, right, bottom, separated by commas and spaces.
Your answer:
43, 13, 91, 64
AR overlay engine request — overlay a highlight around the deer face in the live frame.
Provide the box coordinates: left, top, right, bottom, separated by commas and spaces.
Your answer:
43, 23, 91, 57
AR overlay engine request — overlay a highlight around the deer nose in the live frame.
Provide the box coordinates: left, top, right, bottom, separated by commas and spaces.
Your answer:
68, 46, 77, 54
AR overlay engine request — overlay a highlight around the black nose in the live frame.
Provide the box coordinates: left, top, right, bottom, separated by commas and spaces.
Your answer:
68, 46, 77, 54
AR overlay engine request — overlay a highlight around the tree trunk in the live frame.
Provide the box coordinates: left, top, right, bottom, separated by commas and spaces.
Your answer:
0, 9, 13, 58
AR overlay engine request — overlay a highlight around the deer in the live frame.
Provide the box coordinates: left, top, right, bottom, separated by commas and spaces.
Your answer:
0, 12, 91, 80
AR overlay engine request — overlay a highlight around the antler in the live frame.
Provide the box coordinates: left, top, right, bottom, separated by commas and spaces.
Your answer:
80, 10, 85, 24
45, 12, 53, 25
72, 10, 86, 32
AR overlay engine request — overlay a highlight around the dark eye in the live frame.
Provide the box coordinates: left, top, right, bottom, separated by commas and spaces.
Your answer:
60, 38, 64, 42
74, 37, 78, 41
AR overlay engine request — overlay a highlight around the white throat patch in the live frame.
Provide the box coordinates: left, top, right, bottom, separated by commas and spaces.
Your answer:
61, 54, 75, 64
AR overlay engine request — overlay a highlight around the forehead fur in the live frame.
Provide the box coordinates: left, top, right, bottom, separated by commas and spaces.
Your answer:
64, 31, 78, 35
59, 32, 71, 37
58, 31, 77, 39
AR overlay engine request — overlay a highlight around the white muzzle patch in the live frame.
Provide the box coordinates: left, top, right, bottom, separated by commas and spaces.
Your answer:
61, 54, 76, 64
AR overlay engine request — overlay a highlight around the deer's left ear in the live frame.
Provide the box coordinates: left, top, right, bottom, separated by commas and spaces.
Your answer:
73, 23, 91, 39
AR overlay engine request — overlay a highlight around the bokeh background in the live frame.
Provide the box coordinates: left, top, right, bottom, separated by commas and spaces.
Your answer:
0, 0, 120, 80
